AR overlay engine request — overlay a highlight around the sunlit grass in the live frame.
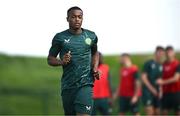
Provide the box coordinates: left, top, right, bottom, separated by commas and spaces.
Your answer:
0, 53, 179, 115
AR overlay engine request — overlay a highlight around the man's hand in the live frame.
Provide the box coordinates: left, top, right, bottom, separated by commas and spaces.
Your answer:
156, 78, 164, 85
151, 88, 158, 97
93, 69, 100, 80
131, 96, 138, 104
62, 51, 71, 65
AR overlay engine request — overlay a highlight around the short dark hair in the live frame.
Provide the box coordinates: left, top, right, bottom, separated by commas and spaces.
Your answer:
67, 6, 83, 17
121, 53, 130, 57
166, 46, 174, 51
155, 46, 164, 52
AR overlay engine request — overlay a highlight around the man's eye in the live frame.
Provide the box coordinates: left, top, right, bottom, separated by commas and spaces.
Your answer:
78, 16, 82, 19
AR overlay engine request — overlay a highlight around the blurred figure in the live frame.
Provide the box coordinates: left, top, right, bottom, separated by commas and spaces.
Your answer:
141, 46, 165, 115
92, 52, 112, 115
156, 46, 180, 115
113, 53, 141, 116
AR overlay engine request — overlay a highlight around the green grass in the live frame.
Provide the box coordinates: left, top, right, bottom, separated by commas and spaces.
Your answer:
0, 53, 180, 115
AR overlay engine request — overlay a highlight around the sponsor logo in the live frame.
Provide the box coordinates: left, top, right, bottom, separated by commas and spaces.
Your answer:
122, 71, 128, 76
86, 106, 91, 111
164, 66, 170, 71
64, 39, 70, 43
159, 66, 163, 71
151, 63, 156, 69
147, 100, 152, 105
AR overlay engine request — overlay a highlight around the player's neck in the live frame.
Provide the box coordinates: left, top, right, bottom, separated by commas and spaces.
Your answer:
167, 57, 175, 62
69, 28, 82, 35
154, 57, 160, 63
124, 62, 132, 68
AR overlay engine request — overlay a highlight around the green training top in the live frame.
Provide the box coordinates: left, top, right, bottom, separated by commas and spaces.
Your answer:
142, 59, 163, 90
49, 29, 98, 90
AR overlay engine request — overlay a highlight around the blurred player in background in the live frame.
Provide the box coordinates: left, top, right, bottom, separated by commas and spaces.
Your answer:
141, 46, 165, 115
47, 6, 99, 116
92, 52, 113, 115
156, 46, 180, 115
113, 53, 141, 116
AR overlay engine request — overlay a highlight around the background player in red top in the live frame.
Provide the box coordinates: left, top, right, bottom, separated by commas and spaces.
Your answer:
156, 46, 180, 115
92, 52, 112, 115
113, 53, 141, 116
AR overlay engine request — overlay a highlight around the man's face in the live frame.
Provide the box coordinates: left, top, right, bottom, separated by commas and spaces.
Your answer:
120, 56, 130, 66
166, 49, 175, 60
155, 50, 165, 62
67, 10, 83, 30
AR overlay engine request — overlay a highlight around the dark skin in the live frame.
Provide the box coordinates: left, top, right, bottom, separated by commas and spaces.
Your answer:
47, 9, 99, 80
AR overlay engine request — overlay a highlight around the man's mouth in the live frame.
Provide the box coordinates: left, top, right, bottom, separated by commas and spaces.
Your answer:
75, 23, 80, 26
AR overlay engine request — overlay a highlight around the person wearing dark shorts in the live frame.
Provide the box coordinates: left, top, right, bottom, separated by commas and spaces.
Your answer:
156, 46, 180, 115
47, 6, 99, 116
119, 97, 139, 114
62, 86, 93, 115
141, 46, 165, 115
113, 53, 141, 116
92, 52, 112, 115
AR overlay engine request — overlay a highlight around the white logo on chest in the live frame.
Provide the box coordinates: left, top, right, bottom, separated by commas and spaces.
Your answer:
159, 66, 163, 72
164, 66, 170, 71
122, 71, 128, 76
64, 39, 70, 43
151, 63, 156, 69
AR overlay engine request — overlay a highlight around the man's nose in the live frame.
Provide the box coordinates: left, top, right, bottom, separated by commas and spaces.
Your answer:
75, 17, 80, 21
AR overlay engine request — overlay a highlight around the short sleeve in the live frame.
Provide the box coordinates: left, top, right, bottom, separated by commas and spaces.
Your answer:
176, 64, 180, 73
48, 34, 61, 57
157, 65, 163, 78
91, 35, 98, 55
143, 61, 149, 73
134, 71, 140, 79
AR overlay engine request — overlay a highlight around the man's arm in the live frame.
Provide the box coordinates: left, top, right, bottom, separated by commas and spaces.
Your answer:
48, 52, 71, 67
134, 79, 141, 97
92, 51, 99, 80
156, 65, 180, 85
91, 36, 99, 80
47, 55, 62, 66
131, 71, 141, 104
141, 73, 158, 96
156, 72, 180, 85
113, 85, 120, 101
92, 51, 99, 72
47, 34, 71, 67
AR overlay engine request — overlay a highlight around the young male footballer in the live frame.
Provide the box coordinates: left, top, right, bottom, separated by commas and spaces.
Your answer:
113, 53, 141, 116
141, 46, 165, 115
47, 6, 99, 115
156, 46, 180, 115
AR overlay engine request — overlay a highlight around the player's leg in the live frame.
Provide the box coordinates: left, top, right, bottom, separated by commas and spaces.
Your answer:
173, 92, 180, 115
75, 85, 93, 116
144, 106, 154, 115
154, 107, 160, 115
161, 93, 171, 115
61, 89, 77, 115
151, 96, 161, 115
119, 97, 128, 116
142, 93, 154, 115
131, 98, 140, 116
92, 99, 98, 115
98, 98, 110, 115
